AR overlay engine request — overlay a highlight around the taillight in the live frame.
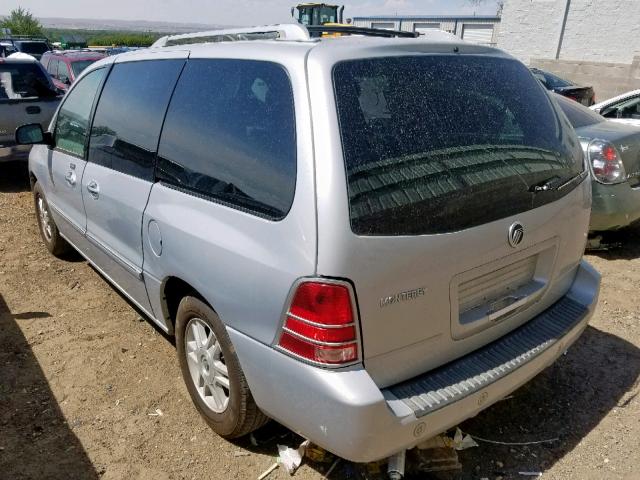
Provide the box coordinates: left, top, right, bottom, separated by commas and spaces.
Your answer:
277, 281, 359, 365
588, 140, 626, 184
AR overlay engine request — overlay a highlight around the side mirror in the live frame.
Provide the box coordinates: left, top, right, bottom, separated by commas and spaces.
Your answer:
15, 123, 53, 146
593, 107, 602, 114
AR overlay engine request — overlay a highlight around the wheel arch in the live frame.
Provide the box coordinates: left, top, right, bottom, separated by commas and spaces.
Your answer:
29, 170, 38, 190
161, 276, 210, 335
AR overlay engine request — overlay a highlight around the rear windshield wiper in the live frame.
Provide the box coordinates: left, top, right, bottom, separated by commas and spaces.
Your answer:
529, 175, 563, 193
529, 170, 588, 193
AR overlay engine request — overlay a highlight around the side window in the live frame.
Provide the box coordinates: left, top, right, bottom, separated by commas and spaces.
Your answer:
46, 59, 58, 77
605, 96, 640, 119
54, 68, 107, 157
157, 59, 297, 220
88, 60, 184, 181
57, 61, 70, 84
621, 97, 640, 119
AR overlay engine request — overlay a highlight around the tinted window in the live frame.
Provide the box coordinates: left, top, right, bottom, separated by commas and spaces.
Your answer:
157, 59, 296, 220
89, 60, 184, 181
0, 62, 57, 100
602, 96, 640, 119
46, 58, 58, 76
57, 61, 70, 83
554, 94, 604, 128
71, 60, 98, 77
17, 42, 50, 55
334, 56, 584, 236
54, 68, 107, 157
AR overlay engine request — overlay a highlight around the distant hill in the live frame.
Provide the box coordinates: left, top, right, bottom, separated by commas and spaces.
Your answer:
37, 16, 231, 33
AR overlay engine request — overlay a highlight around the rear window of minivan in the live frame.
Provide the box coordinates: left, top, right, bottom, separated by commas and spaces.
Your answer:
333, 55, 584, 236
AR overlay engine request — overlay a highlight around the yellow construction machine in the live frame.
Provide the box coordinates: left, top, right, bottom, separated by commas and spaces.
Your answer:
291, 3, 349, 36
290, 3, 417, 38
291, 3, 346, 26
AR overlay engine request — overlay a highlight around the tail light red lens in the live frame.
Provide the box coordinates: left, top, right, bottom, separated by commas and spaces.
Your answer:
588, 140, 626, 184
284, 317, 356, 343
277, 281, 359, 365
288, 282, 353, 325
603, 145, 617, 161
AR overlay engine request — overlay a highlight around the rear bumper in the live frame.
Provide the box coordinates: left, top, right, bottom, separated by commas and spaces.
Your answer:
0, 144, 31, 162
590, 181, 640, 231
229, 260, 600, 463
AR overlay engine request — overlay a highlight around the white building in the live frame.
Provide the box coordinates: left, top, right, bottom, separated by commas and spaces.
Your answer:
351, 15, 501, 45
497, 0, 640, 99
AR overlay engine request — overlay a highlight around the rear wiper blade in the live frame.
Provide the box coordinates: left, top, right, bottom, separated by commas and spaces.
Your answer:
556, 170, 589, 191
529, 175, 563, 193
529, 170, 588, 193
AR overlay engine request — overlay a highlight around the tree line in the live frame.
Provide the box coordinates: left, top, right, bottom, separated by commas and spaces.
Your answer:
1, 7, 162, 47
46, 29, 161, 47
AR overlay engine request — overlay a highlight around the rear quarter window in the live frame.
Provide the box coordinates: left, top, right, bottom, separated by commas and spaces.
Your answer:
156, 59, 297, 220
333, 55, 584, 236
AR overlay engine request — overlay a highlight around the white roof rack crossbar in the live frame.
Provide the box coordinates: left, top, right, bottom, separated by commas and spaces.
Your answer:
151, 24, 310, 48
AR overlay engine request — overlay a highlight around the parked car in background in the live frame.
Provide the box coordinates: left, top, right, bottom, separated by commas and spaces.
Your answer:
0, 56, 60, 162
531, 67, 596, 106
0, 43, 17, 57
88, 46, 141, 56
105, 46, 140, 55
17, 25, 600, 463
591, 89, 640, 128
41, 50, 107, 91
554, 93, 640, 231
0, 36, 51, 60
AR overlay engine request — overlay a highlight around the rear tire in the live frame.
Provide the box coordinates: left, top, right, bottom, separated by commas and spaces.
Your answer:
176, 296, 269, 438
33, 182, 70, 257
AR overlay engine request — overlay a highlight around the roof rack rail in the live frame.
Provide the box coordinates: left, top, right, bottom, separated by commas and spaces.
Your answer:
150, 23, 420, 48
306, 25, 419, 38
151, 24, 310, 47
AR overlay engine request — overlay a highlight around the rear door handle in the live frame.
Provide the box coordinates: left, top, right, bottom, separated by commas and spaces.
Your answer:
86, 180, 100, 198
26, 106, 41, 115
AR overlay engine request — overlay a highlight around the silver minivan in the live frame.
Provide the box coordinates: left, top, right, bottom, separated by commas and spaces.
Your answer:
16, 25, 600, 463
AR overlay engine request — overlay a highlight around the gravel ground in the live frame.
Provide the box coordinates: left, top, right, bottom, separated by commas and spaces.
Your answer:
1, 161, 638, 480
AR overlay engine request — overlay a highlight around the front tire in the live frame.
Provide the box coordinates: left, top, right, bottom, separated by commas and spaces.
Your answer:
33, 181, 70, 257
175, 296, 268, 438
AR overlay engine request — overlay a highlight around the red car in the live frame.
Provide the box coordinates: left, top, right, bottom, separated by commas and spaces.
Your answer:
40, 50, 106, 91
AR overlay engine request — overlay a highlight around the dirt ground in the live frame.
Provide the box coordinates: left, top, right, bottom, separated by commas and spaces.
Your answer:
1, 161, 639, 480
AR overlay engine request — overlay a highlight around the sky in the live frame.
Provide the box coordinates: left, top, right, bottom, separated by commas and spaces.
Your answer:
3, 0, 502, 25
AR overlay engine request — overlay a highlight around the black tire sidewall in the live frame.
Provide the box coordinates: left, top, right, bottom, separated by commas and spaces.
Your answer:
175, 296, 244, 437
